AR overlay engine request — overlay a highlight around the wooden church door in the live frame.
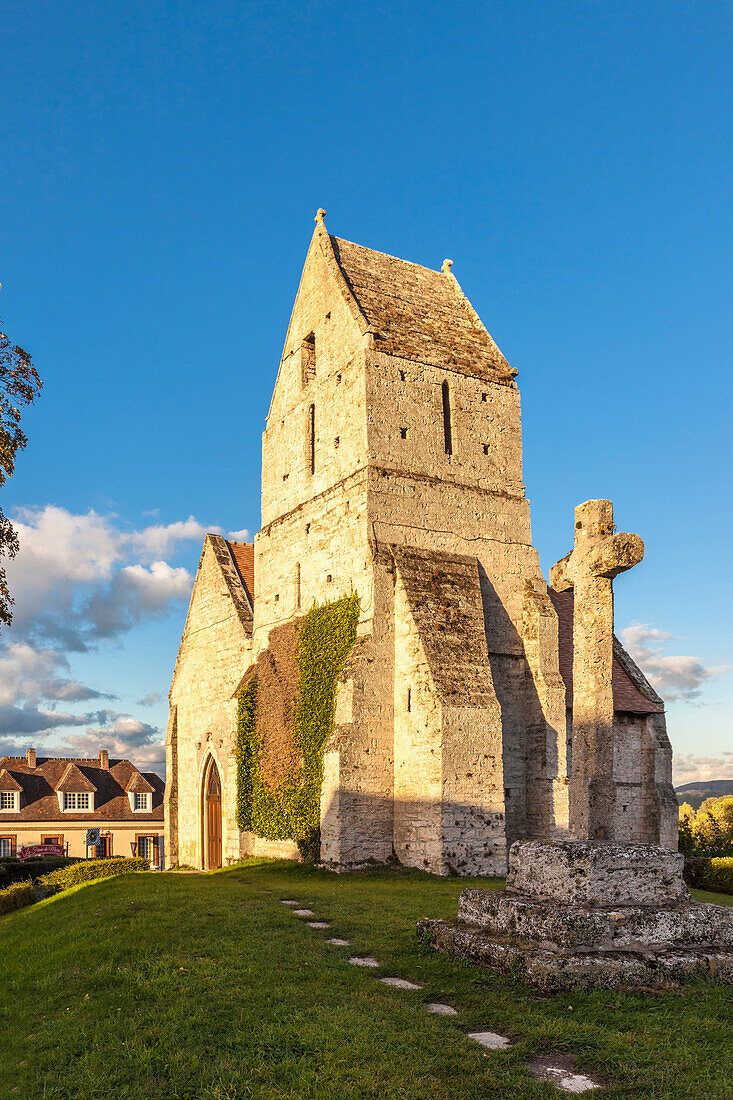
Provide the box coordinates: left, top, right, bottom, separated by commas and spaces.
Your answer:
205, 762, 222, 870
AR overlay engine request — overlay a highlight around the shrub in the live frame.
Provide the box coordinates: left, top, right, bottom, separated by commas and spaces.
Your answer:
0, 856, 78, 889
38, 857, 149, 892
684, 857, 733, 895
0, 880, 35, 916
236, 593, 359, 856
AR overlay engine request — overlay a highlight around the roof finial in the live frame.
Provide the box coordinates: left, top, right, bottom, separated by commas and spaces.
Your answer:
442, 258, 453, 274
315, 208, 327, 226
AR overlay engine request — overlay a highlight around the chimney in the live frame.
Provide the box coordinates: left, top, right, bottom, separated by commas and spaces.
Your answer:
99, 749, 110, 770
26, 747, 36, 768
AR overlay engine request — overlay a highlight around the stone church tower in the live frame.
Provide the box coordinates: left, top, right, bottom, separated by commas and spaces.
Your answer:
164, 212, 677, 874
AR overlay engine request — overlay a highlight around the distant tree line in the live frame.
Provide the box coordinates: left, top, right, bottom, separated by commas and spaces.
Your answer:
679, 796, 733, 858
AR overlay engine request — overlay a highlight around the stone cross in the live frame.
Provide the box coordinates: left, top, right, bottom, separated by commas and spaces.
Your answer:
549, 499, 644, 842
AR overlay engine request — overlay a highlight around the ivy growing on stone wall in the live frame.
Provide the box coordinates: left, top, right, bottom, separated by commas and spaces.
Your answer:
235, 593, 359, 858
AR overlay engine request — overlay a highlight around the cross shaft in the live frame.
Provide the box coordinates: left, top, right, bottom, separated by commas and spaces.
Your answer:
549, 499, 644, 841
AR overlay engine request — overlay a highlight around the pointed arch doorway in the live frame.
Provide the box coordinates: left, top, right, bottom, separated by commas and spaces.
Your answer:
203, 757, 222, 870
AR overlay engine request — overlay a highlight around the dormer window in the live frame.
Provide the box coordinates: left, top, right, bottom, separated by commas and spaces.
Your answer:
62, 791, 92, 811
0, 791, 18, 812
133, 792, 151, 812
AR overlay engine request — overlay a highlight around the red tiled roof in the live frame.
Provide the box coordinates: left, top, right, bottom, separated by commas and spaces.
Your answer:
227, 541, 255, 605
549, 588, 663, 715
0, 756, 164, 822
0, 768, 22, 792
125, 771, 155, 794
55, 762, 96, 793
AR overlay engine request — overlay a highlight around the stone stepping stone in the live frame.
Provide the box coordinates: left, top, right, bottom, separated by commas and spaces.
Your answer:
379, 977, 424, 991
327, 938, 351, 946
467, 1031, 512, 1051
307, 921, 331, 929
528, 1056, 601, 1093
425, 1002, 458, 1016
292, 909, 315, 918
349, 956, 379, 968
279, 900, 300, 906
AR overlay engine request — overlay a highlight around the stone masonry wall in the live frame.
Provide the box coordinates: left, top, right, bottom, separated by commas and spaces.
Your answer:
168, 539, 252, 867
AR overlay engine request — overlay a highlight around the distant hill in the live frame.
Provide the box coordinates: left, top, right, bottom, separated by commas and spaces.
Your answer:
675, 780, 733, 811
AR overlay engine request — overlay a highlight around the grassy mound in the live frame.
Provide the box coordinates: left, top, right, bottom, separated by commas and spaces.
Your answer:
0, 861, 731, 1099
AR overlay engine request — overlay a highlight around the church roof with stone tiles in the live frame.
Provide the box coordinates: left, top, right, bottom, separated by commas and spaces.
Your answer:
549, 588, 664, 715
328, 233, 514, 381
0, 755, 164, 821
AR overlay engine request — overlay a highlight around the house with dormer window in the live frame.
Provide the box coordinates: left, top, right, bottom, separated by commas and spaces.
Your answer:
0, 748, 164, 865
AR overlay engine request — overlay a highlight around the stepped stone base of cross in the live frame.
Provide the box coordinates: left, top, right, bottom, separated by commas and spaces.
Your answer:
421, 500, 733, 990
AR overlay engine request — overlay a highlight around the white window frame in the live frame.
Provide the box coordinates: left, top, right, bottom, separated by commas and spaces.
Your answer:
0, 791, 18, 812
132, 792, 151, 812
0, 836, 15, 857
61, 791, 92, 812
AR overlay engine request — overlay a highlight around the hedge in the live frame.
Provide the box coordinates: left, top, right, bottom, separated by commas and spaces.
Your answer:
38, 857, 149, 892
0, 856, 78, 889
0, 880, 35, 916
684, 857, 733, 896
236, 593, 359, 857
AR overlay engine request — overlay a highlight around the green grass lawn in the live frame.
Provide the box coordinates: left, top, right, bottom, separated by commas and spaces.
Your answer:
1, 861, 731, 1100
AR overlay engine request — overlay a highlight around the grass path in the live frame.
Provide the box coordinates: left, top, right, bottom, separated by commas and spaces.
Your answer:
0, 860, 731, 1099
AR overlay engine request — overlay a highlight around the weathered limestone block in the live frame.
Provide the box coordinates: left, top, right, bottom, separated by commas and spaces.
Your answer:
506, 839, 689, 905
458, 889, 733, 952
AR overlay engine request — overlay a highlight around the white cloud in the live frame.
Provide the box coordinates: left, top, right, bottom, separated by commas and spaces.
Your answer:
227, 528, 251, 542
83, 561, 192, 639
2, 506, 211, 649
137, 692, 162, 707
621, 623, 730, 702
673, 752, 733, 786
127, 516, 215, 561
0, 715, 165, 776
0, 642, 114, 706
66, 718, 165, 775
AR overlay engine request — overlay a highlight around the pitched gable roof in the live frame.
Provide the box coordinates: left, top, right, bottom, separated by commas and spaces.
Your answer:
549, 587, 663, 715
328, 233, 514, 382
0, 768, 22, 792
55, 762, 97, 792
125, 770, 155, 794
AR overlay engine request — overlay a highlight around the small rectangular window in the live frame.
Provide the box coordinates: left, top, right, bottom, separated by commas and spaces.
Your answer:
400, 427, 408, 439
0, 792, 15, 810
0, 837, 15, 857
63, 792, 91, 811
482, 443, 489, 455
138, 835, 157, 864
441, 381, 453, 455
133, 792, 150, 811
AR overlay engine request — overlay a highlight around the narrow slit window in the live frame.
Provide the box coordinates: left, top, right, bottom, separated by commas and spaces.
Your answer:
301, 333, 316, 386
400, 427, 408, 439
407, 688, 412, 713
482, 443, 489, 455
308, 403, 315, 475
441, 380, 452, 455
295, 562, 301, 609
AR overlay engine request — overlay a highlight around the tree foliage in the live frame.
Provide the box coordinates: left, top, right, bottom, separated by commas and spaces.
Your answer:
235, 593, 360, 858
0, 315, 42, 628
678, 795, 733, 858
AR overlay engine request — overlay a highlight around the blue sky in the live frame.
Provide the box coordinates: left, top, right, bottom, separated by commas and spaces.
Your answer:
1, 0, 730, 783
